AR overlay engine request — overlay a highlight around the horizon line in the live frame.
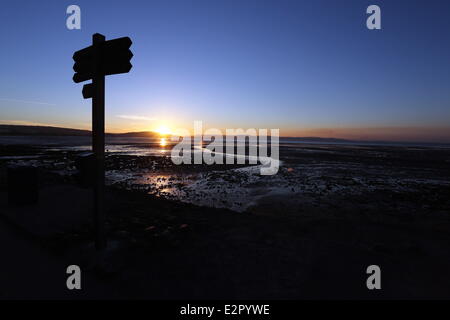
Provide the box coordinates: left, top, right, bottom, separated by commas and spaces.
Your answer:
1, 123, 450, 145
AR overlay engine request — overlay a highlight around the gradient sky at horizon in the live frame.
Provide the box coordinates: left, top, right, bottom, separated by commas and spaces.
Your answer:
1, 0, 450, 142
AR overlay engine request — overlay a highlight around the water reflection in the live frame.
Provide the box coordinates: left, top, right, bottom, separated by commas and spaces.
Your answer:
160, 138, 167, 147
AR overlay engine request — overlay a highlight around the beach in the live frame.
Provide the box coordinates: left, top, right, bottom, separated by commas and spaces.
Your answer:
0, 137, 450, 299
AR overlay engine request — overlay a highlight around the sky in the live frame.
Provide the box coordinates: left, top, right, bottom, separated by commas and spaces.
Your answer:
0, 0, 450, 142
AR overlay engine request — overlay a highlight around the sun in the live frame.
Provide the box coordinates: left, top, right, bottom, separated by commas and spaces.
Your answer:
153, 125, 172, 136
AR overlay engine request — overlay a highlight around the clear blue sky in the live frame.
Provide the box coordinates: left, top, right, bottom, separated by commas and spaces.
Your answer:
1, 0, 450, 141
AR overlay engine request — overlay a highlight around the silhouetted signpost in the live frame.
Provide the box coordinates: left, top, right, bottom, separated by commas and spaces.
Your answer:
73, 33, 133, 250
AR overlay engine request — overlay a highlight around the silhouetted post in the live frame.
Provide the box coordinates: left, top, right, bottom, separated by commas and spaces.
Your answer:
92, 33, 106, 250
72, 33, 133, 251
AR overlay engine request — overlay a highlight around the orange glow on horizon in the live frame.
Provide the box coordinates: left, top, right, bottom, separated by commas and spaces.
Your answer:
49, 121, 450, 144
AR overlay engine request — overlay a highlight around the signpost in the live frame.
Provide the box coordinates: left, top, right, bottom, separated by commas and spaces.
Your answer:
73, 33, 133, 250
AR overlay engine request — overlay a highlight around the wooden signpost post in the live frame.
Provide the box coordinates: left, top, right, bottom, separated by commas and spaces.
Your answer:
73, 33, 133, 250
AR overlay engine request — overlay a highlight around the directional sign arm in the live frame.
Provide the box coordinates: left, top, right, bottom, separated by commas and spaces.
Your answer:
73, 72, 92, 83
102, 37, 132, 51
82, 83, 94, 99
73, 45, 94, 83
72, 46, 93, 62
72, 35, 133, 83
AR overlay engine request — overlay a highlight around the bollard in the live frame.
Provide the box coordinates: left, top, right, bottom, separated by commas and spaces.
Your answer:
7, 165, 39, 205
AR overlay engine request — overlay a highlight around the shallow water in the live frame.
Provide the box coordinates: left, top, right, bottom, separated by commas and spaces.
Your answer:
2, 136, 450, 213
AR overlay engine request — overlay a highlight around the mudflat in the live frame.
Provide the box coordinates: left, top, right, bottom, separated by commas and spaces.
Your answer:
0, 141, 449, 299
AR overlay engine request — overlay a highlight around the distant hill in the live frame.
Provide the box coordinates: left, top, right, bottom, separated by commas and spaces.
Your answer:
0, 124, 446, 146
0, 125, 345, 141
0, 124, 359, 144
0, 125, 91, 136
0, 125, 159, 138
280, 136, 351, 143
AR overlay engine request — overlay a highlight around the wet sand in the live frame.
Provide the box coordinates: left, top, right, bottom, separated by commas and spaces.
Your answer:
0, 141, 450, 299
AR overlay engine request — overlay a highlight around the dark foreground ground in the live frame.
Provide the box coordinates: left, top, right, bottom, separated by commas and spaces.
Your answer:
0, 142, 450, 299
